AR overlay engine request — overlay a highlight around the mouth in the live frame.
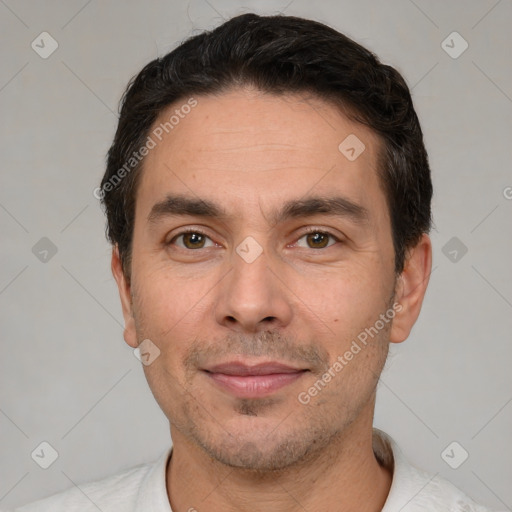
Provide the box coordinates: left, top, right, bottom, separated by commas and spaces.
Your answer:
202, 361, 309, 399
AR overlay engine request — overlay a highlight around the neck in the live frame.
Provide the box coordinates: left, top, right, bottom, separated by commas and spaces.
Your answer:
166, 401, 392, 512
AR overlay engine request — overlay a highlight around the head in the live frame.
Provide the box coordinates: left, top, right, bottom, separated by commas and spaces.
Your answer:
101, 13, 432, 471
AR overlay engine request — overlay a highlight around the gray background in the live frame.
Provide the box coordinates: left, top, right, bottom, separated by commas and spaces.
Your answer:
1, 0, 511, 510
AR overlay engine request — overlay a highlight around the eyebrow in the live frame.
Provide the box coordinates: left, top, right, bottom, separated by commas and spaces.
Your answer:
147, 194, 370, 227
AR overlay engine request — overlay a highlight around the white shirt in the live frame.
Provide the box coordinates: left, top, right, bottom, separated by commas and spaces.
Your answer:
13, 429, 499, 511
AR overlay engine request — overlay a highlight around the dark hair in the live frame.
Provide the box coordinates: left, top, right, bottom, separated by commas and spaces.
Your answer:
100, 12, 432, 279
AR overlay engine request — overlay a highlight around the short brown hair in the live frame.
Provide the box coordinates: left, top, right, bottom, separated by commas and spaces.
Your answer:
100, 13, 433, 279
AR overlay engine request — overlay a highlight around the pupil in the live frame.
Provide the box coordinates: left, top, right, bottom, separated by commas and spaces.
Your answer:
186, 233, 204, 248
309, 233, 327, 248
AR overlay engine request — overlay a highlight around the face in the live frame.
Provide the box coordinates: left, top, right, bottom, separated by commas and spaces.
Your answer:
113, 88, 431, 471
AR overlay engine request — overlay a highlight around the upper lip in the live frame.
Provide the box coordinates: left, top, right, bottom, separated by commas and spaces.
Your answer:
203, 361, 307, 376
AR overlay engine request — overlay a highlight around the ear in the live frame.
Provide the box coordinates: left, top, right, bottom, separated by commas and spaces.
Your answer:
390, 234, 432, 344
111, 246, 138, 348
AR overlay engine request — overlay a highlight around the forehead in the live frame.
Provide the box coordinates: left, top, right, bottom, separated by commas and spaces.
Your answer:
136, 88, 387, 226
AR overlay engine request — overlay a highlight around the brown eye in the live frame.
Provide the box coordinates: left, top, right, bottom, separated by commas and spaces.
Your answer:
296, 231, 338, 249
169, 230, 214, 250
182, 232, 206, 249
307, 232, 329, 248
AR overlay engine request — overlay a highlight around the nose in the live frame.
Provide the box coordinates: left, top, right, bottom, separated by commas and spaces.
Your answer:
214, 245, 293, 334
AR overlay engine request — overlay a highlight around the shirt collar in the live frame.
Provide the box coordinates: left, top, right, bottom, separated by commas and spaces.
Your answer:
134, 446, 173, 512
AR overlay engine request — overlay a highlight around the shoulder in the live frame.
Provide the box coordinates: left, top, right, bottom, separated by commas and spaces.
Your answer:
405, 470, 498, 512
374, 429, 501, 512
13, 458, 156, 512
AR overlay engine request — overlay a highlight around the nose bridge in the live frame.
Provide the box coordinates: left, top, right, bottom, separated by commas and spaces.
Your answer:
234, 241, 272, 292
214, 237, 292, 332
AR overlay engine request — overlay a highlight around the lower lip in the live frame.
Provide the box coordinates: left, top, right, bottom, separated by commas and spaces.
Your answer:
205, 371, 306, 398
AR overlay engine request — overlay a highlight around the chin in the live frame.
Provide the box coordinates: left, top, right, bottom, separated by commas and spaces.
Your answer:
207, 439, 308, 471
192, 418, 336, 472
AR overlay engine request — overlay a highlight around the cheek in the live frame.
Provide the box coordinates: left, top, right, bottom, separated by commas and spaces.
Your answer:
134, 265, 213, 335
299, 266, 391, 349
303, 264, 386, 317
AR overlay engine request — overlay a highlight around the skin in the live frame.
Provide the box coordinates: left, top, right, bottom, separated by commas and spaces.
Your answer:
112, 87, 432, 512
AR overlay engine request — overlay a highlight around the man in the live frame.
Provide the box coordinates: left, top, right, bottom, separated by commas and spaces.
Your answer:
15, 12, 499, 512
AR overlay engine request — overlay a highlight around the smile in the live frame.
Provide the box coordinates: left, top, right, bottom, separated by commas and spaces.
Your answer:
202, 361, 308, 398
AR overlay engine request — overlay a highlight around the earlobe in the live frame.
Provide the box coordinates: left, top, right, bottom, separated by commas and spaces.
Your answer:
111, 246, 138, 348
389, 234, 432, 344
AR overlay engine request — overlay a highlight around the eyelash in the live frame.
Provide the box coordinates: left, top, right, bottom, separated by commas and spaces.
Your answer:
168, 227, 211, 246
167, 227, 342, 250
294, 227, 341, 249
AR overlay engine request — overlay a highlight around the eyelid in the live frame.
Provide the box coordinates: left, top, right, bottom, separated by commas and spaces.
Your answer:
166, 226, 216, 248
297, 226, 343, 238
165, 226, 344, 250
292, 227, 343, 248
